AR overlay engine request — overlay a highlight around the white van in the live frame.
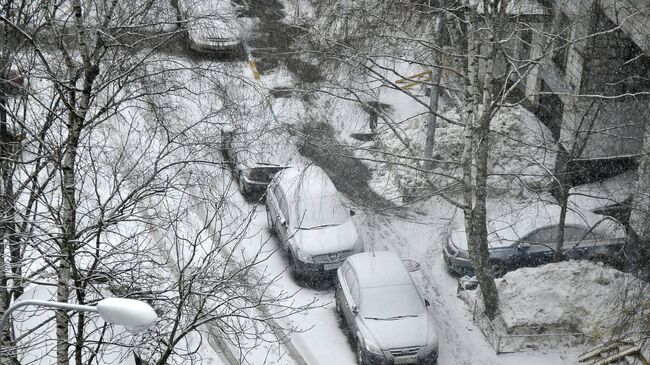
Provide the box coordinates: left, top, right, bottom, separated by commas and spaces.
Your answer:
265, 165, 363, 278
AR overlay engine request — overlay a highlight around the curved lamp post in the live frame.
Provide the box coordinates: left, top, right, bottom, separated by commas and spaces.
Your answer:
0, 298, 158, 347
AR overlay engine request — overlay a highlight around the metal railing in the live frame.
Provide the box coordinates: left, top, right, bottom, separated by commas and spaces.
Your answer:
458, 285, 589, 354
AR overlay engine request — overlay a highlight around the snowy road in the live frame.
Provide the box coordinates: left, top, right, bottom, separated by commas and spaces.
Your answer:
127, 57, 579, 365
128, 1, 581, 363
223, 191, 579, 364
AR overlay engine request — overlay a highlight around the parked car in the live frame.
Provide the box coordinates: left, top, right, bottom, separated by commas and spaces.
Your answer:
442, 202, 627, 277
266, 165, 363, 278
335, 251, 439, 365
3, 69, 25, 96
178, 0, 242, 52
220, 127, 294, 198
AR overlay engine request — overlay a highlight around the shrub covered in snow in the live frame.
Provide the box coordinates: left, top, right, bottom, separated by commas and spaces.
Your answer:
379, 103, 557, 200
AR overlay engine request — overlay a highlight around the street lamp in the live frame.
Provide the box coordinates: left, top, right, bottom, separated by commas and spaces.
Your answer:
0, 298, 158, 344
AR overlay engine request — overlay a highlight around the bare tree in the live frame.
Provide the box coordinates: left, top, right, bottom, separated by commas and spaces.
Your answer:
297, 0, 649, 320
300, 0, 559, 318
1, 1, 312, 364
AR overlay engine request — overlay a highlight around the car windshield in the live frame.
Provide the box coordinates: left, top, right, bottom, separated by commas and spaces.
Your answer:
291, 195, 349, 229
361, 285, 425, 320
249, 166, 285, 183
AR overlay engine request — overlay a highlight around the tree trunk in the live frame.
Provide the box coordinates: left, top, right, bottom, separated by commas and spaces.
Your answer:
0, 64, 13, 362
423, 17, 444, 169
629, 123, 650, 278
555, 186, 569, 262
57, 109, 81, 365
460, 0, 499, 319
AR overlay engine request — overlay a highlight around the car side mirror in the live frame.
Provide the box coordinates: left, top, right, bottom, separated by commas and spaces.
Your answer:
352, 306, 359, 315
424, 299, 430, 307
350, 209, 356, 216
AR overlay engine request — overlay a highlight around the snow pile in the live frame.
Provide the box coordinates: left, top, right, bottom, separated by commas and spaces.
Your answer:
379, 103, 557, 199
468, 261, 650, 339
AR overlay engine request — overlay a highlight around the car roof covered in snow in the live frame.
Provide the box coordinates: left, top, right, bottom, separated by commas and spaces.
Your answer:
347, 251, 412, 289
275, 164, 339, 201
449, 199, 626, 250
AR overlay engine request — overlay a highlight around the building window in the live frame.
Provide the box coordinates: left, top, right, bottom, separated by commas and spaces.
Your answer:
552, 12, 571, 73
519, 27, 534, 62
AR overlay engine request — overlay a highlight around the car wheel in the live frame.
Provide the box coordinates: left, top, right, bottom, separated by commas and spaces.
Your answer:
334, 289, 343, 318
266, 207, 276, 235
356, 337, 365, 365
288, 252, 303, 281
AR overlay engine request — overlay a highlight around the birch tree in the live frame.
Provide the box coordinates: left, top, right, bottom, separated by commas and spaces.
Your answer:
304, 0, 560, 318
2, 0, 312, 364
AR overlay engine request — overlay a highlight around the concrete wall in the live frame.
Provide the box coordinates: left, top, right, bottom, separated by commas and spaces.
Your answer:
540, 0, 650, 160
560, 98, 647, 158
582, 9, 650, 96
600, 0, 650, 55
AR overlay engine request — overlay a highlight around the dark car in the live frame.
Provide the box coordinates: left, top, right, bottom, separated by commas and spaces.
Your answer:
335, 251, 438, 365
220, 127, 293, 198
442, 202, 627, 277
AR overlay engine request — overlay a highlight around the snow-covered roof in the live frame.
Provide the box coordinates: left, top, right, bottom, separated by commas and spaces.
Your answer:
487, 202, 596, 242
180, 0, 240, 41
347, 251, 412, 289
276, 165, 339, 202
275, 165, 352, 227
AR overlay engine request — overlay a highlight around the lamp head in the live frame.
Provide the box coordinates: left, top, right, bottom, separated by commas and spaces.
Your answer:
96, 298, 158, 332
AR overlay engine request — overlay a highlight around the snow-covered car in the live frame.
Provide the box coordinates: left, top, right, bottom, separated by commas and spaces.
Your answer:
220, 127, 293, 198
178, 0, 242, 52
443, 202, 627, 277
266, 165, 363, 278
335, 251, 439, 365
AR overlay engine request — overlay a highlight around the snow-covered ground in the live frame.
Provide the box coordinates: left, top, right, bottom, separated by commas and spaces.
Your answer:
11, 0, 647, 364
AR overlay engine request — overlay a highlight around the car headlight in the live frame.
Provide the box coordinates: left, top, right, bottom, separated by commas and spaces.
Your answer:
294, 246, 314, 263
447, 237, 468, 259
364, 337, 383, 355
423, 317, 439, 352
425, 333, 438, 353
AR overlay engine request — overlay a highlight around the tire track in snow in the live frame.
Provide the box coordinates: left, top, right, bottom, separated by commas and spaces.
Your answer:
133, 75, 308, 364
191, 196, 309, 365
369, 211, 495, 365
